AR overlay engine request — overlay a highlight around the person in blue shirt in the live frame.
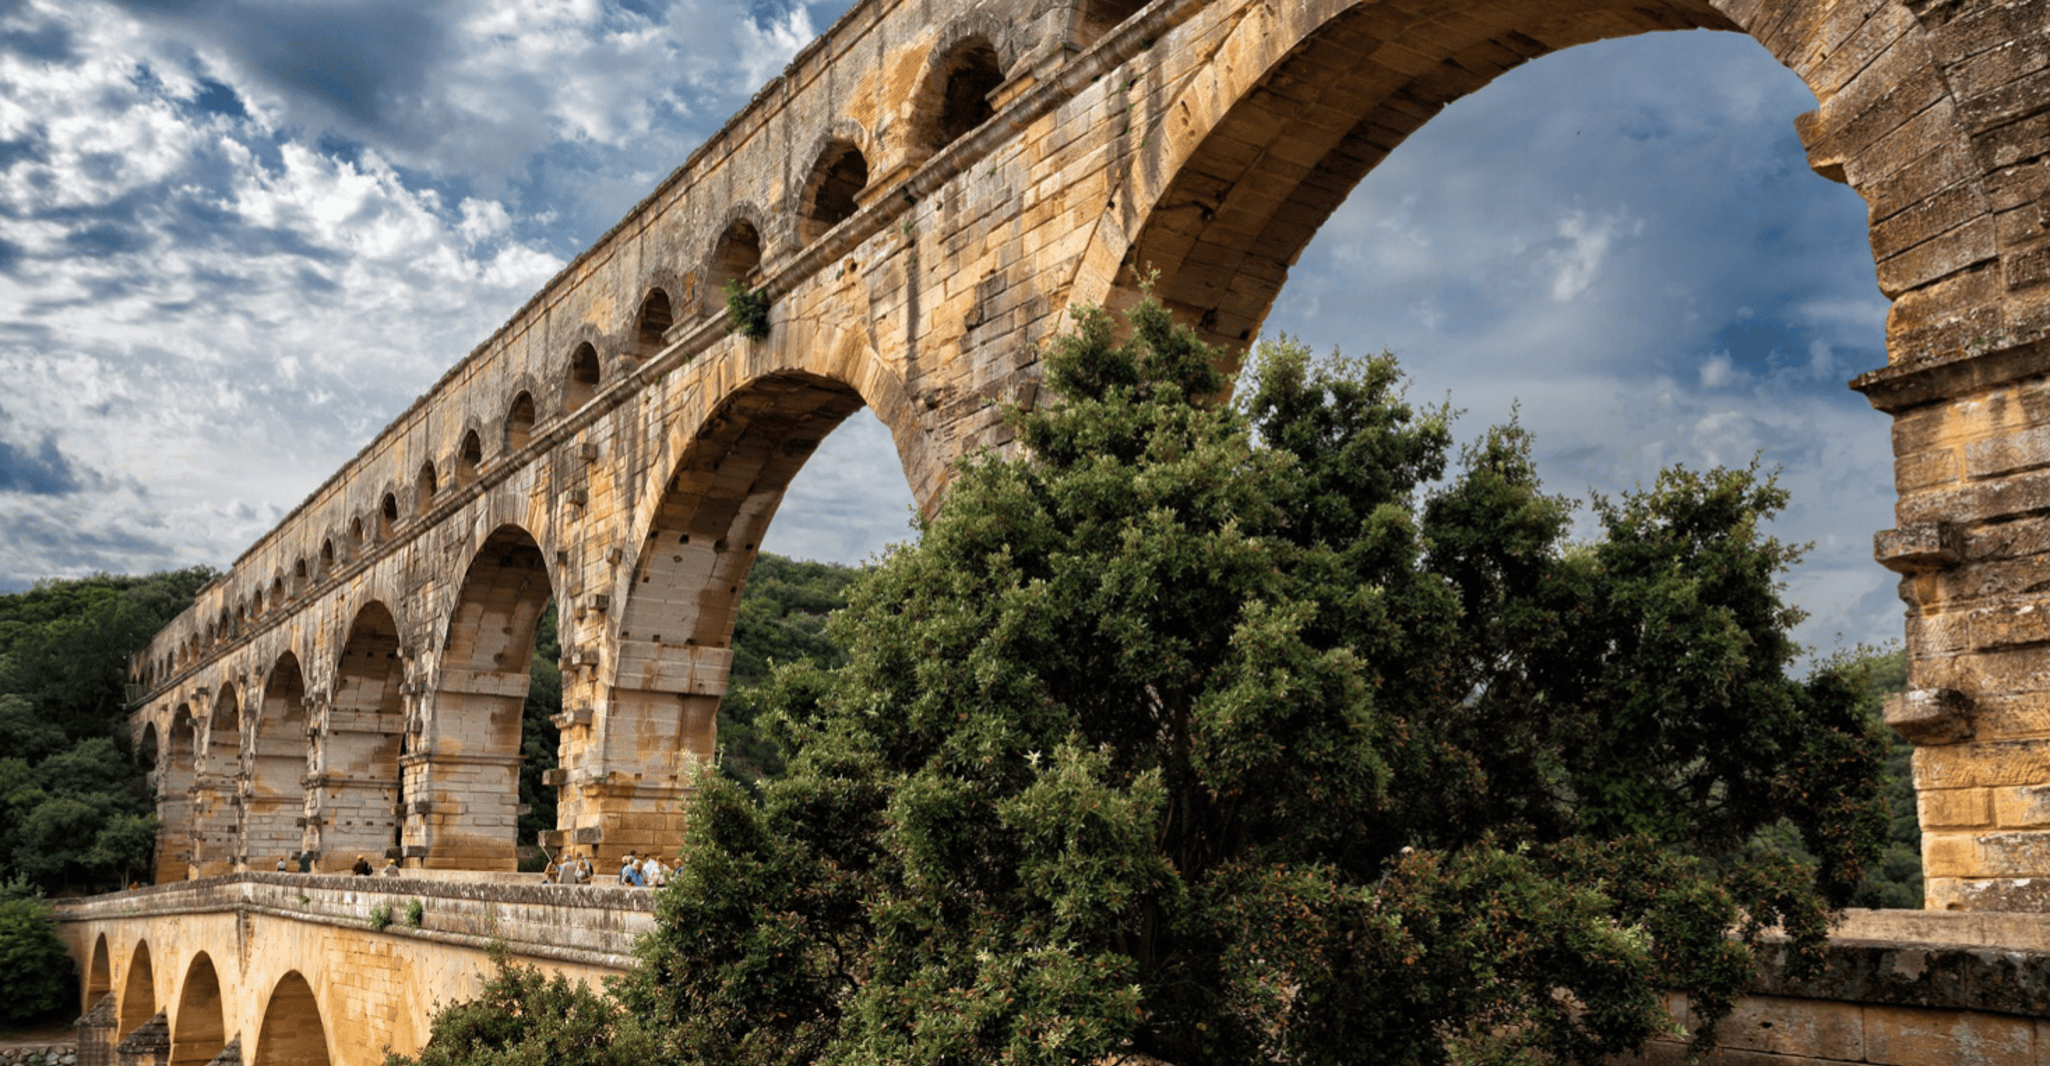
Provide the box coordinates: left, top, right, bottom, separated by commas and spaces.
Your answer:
619, 851, 644, 886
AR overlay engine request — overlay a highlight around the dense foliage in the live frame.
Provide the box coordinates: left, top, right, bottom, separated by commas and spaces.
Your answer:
720, 555, 864, 784
607, 295, 1890, 1066
520, 604, 564, 846
386, 949, 654, 1066
0, 879, 75, 1027
0, 568, 213, 893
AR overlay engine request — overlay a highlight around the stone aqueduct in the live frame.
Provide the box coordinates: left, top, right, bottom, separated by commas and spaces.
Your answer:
59, 0, 2050, 1059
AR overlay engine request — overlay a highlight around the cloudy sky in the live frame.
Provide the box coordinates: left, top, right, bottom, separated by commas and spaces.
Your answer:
0, 0, 1901, 657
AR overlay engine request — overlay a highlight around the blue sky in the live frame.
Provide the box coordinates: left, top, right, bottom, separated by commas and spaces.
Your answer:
0, 1, 1900, 656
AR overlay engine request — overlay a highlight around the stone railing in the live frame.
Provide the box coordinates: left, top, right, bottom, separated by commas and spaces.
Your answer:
55, 873, 658, 969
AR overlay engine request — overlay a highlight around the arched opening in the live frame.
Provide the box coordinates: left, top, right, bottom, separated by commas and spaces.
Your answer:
564, 343, 602, 412
457, 430, 483, 483
320, 602, 405, 870
505, 392, 537, 451
154, 708, 198, 882
292, 559, 308, 597
416, 460, 439, 516
270, 576, 284, 610
379, 493, 398, 539
413, 525, 558, 870
596, 371, 874, 860
799, 142, 870, 244
921, 38, 1003, 152
253, 972, 330, 1066
1075, 0, 1146, 44
705, 219, 762, 300
350, 516, 365, 551
118, 940, 155, 1038
633, 289, 673, 359
191, 687, 240, 876
247, 652, 309, 871
85, 933, 111, 1013
318, 539, 335, 580
170, 953, 225, 1066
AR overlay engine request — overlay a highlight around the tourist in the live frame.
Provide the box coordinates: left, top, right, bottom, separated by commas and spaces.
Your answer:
352, 854, 372, 876
641, 852, 661, 888
573, 852, 593, 884
274, 856, 288, 872
619, 851, 643, 886
552, 851, 577, 885
381, 857, 401, 876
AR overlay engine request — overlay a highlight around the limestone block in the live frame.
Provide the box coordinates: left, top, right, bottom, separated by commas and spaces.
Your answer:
1862, 1005, 2034, 1066
1885, 687, 1975, 744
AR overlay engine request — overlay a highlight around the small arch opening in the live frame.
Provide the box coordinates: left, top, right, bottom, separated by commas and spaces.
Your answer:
506, 392, 537, 450
634, 290, 673, 359
1076, 0, 1147, 43
706, 219, 763, 300
85, 934, 111, 1014
318, 539, 335, 579
253, 972, 330, 1066
416, 461, 439, 516
801, 142, 870, 244
458, 431, 483, 483
926, 39, 1004, 152
270, 576, 284, 609
564, 343, 601, 412
379, 493, 398, 539
171, 953, 225, 1066
119, 941, 156, 1038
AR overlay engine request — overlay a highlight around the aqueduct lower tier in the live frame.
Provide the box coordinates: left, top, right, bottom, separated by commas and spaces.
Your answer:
124, 0, 2050, 908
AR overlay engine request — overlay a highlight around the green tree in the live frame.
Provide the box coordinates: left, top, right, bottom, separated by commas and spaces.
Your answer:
520, 603, 563, 847
0, 567, 213, 893
719, 554, 864, 785
0, 878, 77, 1027
616, 294, 1888, 1066
385, 949, 654, 1066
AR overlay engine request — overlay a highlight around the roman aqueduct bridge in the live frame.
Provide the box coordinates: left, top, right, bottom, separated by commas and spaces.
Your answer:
52, 0, 2050, 1060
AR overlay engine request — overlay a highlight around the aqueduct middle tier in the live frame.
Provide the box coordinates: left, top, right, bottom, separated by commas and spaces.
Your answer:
125, 0, 2050, 911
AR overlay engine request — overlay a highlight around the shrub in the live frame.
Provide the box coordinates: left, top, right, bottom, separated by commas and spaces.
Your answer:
721, 279, 770, 341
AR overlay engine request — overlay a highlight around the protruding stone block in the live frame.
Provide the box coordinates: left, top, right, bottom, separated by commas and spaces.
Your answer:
1875, 522, 1963, 573
1886, 688, 1975, 744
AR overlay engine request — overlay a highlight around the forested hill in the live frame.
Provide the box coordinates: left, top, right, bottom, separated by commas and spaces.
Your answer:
0, 568, 216, 894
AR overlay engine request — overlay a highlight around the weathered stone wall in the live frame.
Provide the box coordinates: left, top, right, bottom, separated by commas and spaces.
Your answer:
117, 0, 2050, 907
1623, 911, 2050, 1064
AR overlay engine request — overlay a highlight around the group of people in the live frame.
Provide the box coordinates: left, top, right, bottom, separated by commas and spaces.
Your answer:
542, 849, 667, 887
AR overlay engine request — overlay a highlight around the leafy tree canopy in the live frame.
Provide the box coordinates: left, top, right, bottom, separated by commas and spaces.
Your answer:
603, 294, 1893, 1066
0, 567, 211, 894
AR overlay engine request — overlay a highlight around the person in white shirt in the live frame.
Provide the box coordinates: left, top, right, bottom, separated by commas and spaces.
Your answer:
641, 853, 662, 888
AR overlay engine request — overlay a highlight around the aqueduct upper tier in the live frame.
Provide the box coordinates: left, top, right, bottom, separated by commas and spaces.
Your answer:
126, 0, 2050, 908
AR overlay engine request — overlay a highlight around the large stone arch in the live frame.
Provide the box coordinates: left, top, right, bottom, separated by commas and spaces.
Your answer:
314, 601, 407, 871
1068, 0, 1993, 362
170, 952, 226, 1066
407, 523, 560, 870
253, 971, 331, 1066
549, 326, 921, 861
1059, 0, 2036, 908
155, 707, 198, 881
246, 651, 310, 870
118, 939, 156, 1039
191, 685, 241, 876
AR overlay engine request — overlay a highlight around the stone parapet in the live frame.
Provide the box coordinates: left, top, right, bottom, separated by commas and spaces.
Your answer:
54, 873, 655, 969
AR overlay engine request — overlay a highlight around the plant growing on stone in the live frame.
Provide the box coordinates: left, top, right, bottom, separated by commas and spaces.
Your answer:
369, 902, 394, 930
721, 279, 770, 341
406, 898, 424, 927
617, 290, 1888, 1066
